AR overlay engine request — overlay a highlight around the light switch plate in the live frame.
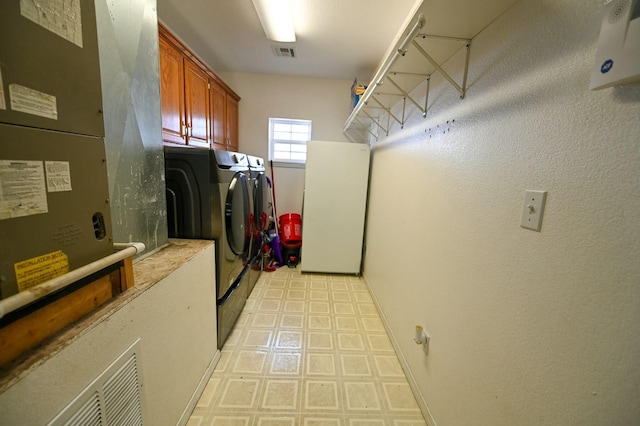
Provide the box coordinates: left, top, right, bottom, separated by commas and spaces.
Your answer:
521, 190, 547, 231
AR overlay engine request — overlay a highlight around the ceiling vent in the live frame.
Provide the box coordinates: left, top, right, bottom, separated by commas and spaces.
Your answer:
272, 46, 297, 58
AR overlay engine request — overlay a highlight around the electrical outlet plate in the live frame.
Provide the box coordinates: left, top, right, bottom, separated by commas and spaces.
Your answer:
521, 190, 547, 231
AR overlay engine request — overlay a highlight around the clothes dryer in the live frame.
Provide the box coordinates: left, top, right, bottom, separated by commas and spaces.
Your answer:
164, 147, 252, 348
246, 155, 272, 293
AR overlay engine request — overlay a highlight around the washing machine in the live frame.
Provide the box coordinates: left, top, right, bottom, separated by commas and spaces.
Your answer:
164, 146, 252, 348
246, 155, 273, 293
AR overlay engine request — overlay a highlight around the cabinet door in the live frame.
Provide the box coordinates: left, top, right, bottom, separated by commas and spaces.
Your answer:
184, 60, 210, 148
210, 79, 227, 150
159, 38, 186, 145
226, 96, 239, 151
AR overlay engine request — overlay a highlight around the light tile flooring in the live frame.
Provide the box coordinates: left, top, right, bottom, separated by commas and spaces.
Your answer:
188, 267, 426, 426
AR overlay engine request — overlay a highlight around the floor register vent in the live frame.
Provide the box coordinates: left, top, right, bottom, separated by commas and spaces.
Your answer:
48, 339, 145, 426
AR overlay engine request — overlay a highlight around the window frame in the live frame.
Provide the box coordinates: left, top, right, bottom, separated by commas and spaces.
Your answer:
268, 118, 312, 168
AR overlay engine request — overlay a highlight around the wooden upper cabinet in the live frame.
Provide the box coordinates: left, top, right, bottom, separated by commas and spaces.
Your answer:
226, 95, 239, 152
211, 80, 241, 151
184, 60, 210, 148
210, 79, 227, 150
159, 23, 240, 151
159, 38, 185, 145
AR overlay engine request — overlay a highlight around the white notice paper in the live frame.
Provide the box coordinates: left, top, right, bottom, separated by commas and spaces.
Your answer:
0, 160, 48, 220
45, 161, 72, 192
20, 0, 83, 48
9, 84, 58, 120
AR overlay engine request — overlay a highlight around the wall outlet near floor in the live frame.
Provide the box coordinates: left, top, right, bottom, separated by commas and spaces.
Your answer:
520, 190, 547, 231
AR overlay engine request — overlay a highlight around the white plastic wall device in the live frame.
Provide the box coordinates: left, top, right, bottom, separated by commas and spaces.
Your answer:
590, 0, 640, 89
414, 325, 430, 355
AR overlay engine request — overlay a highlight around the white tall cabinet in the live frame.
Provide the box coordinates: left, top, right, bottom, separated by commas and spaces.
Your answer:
300, 141, 370, 274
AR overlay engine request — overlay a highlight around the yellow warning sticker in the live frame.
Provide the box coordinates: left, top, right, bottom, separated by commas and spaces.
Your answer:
14, 250, 69, 292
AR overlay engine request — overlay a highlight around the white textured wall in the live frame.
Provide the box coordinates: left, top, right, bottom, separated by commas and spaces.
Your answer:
221, 72, 352, 216
0, 244, 217, 425
363, 0, 640, 425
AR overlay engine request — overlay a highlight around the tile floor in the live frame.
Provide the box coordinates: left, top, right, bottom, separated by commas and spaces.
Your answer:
188, 267, 426, 426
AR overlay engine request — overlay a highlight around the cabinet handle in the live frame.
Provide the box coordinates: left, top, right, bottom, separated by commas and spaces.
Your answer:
181, 122, 187, 138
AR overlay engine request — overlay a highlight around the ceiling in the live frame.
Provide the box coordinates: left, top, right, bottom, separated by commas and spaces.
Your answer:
156, 0, 520, 83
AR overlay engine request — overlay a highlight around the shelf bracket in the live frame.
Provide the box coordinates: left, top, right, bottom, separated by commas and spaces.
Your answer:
386, 110, 391, 134
424, 76, 431, 118
411, 39, 472, 99
371, 95, 403, 127
354, 117, 378, 140
362, 110, 388, 136
387, 76, 426, 116
461, 42, 472, 100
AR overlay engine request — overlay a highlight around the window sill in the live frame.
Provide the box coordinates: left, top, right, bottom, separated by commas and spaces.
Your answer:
271, 161, 306, 169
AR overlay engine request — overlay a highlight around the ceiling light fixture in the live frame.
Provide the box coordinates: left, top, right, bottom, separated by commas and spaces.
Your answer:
252, 0, 296, 42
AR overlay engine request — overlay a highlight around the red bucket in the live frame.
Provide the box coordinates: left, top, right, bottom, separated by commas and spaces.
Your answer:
279, 213, 302, 244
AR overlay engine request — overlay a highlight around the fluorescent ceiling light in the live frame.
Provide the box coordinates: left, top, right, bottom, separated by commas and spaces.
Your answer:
252, 0, 296, 42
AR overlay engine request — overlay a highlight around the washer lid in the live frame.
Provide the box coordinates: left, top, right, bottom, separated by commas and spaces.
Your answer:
213, 149, 249, 171
247, 155, 266, 171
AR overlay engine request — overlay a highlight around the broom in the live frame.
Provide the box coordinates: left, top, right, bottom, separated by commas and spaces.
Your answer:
269, 161, 283, 266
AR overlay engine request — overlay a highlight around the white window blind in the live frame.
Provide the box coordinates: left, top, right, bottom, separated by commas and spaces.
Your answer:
269, 118, 312, 166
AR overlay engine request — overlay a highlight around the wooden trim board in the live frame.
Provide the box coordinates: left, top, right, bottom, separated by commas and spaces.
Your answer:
0, 258, 134, 367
